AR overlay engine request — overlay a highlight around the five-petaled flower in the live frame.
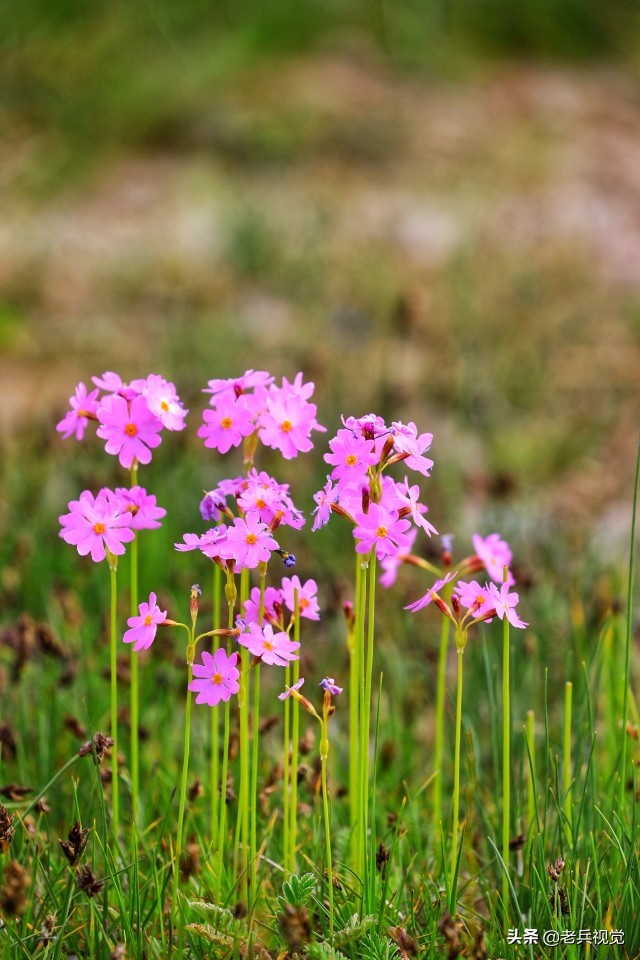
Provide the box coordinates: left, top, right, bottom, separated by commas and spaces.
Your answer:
123, 592, 168, 650
239, 623, 300, 666
189, 649, 240, 706
59, 490, 135, 563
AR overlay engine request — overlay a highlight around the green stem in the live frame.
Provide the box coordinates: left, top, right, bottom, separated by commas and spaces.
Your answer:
356, 555, 368, 886
349, 554, 361, 870
289, 589, 301, 873
109, 563, 119, 846
251, 569, 266, 896
620, 440, 640, 812
450, 644, 464, 915
433, 592, 452, 858
362, 551, 377, 910
211, 566, 221, 848
215, 572, 235, 899
321, 719, 334, 937
130, 537, 139, 826
563, 682, 573, 834
235, 568, 250, 901
283, 663, 291, 871
525, 709, 536, 841
502, 607, 511, 924
130, 463, 139, 827
173, 656, 194, 913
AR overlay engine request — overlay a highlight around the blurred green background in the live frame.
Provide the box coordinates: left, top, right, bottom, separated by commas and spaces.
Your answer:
1, 0, 639, 625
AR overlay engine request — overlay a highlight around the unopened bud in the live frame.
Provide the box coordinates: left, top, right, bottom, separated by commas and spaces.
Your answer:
190, 584, 201, 623
343, 601, 355, 630
361, 485, 371, 514
451, 595, 461, 617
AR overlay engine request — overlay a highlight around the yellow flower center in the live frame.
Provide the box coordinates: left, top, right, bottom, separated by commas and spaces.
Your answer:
281, 420, 292, 432
345, 454, 357, 466
256, 498, 266, 509
93, 522, 106, 535
160, 400, 169, 411
125, 423, 138, 437
221, 417, 233, 429
144, 614, 153, 626
246, 533, 257, 544
263, 640, 273, 651
376, 526, 388, 538
212, 672, 223, 685
300, 598, 309, 609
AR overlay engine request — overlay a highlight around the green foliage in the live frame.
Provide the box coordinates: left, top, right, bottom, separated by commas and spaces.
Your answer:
332, 914, 377, 949
278, 872, 317, 911
356, 931, 400, 960
307, 943, 349, 960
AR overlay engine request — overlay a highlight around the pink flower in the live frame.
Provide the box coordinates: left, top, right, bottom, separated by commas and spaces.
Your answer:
258, 378, 324, 459
455, 580, 494, 617
175, 533, 204, 552
189, 649, 240, 706
279, 677, 305, 701
324, 429, 378, 486
115, 486, 166, 530
395, 478, 438, 536
319, 678, 343, 695
92, 371, 127, 394
123, 592, 167, 650
198, 393, 256, 454
143, 375, 188, 431
312, 478, 340, 531
238, 623, 300, 666
472, 533, 513, 585
237, 470, 305, 530
487, 582, 527, 629
405, 571, 458, 613
391, 421, 434, 477
353, 503, 412, 560
243, 586, 284, 624
96, 394, 163, 468
203, 370, 275, 398
219, 514, 279, 569
379, 527, 417, 588
281, 576, 320, 620
57, 382, 99, 441
59, 489, 135, 563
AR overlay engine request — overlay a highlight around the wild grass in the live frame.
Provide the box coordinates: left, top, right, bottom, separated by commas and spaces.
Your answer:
0, 400, 637, 958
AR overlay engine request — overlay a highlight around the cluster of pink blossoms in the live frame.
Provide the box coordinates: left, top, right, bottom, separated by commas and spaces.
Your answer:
312, 413, 437, 565
59, 487, 166, 563
198, 370, 325, 460
57, 372, 188, 468
405, 532, 527, 630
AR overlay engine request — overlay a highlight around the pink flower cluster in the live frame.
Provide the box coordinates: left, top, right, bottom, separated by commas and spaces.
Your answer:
201, 470, 304, 531
312, 414, 437, 566
198, 370, 325, 460
404, 533, 527, 630
59, 486, 165, 563
176, 511, 280, 572
243, 576, 320, 625
57, 372, 188, 468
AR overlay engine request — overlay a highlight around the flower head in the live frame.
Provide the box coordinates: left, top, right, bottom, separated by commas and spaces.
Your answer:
115, 486, 166, 530
258, 378, 324, 459
281, 576, 320, 620
142, 375, 188, 431
487, 582, 527, 629
405, 571, 458, 614
59, 489, 135, 563
278, 677, 305, 701
96, 394, 163, 468
123, 592, 167, 650
198, 394, 255, 454
57, 382, 99, 441
319, 677, 343, 696
189, 649, 240, 706
238, 622, 300, 666
353, 503, 412, 560
219, 514, 279, 569
472, 533, 514, 585
324, 429, 378, 486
